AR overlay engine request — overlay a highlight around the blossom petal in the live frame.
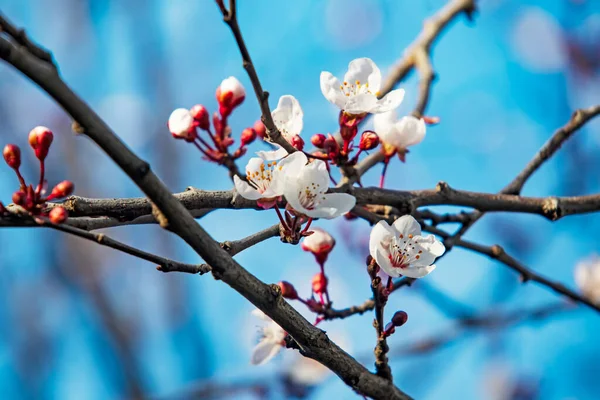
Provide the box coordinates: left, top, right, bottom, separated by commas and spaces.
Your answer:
251, 339, 281, 365
392, 215, 422, 237
374, 243, 402, 278
251, 309, 271, 321
416, 234, 445, 257
402, 264, 437, 279
303, 193, 356, 219
256, 143, 288, 161
371, 89, 405, 114
369, 220, 395, 258
320, 71, 346, 109
273, 95, 304, 139
373, 110, 397, 143
394, 116, 426, 148
343, 93, 378, 115
278, 151, 307, 176
234, 175, 262, 200
343, 58, 380, 91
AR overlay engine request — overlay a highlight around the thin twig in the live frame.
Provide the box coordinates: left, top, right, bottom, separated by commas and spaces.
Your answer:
218, 1, 296, 154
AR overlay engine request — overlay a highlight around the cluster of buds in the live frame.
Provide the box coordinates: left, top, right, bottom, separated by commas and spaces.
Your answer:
309, 113, 381, 167
381, 311, 409, 338
2, 127, 73, 224
168, 77, 260, 163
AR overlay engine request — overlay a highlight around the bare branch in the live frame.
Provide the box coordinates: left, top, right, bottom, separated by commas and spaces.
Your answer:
0, 18, 410, 400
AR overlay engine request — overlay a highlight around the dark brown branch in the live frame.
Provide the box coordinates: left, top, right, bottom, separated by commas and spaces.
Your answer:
368, 260, 392, 381
222, 223, 280, 256
217, 1, 296, 154
0, 21, 410, 400
444, 104, 600, 248
0, 14, 56, 67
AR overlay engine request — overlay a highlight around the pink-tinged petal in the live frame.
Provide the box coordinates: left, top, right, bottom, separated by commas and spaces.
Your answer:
343, 58, 380, 90
374, 243, 402, 278
371, 88, 405, 114
303, 193, 356, 219
402, 264, 436, 279
234, 175, 262, 200
369, 220, 395, 258
320, 71, 346, 109
251, 340, 281, 365
392, 215, 422, 237
394, 116, 426, 148
256, 143, 288, 161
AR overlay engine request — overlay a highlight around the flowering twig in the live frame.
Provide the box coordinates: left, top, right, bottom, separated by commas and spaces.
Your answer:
217, 0, 296, 154
0, 17, 411, 400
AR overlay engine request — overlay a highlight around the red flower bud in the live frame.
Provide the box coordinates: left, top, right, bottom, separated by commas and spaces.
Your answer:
12, 190, 26, 206
49, 206, 68, 224
311, 272, 328, 294
3, 144, 21, 169
253, 121, 266, 139
50, 180, 74, 199
189, 104, 210, 130
323, 135, 339, 157
344, 212, 358, 220
0, 202, 6, 214
311, 134, 326, 148
359, 130, 380, 151
391, 311, 408, 327
232, 146, 247, 159
278, 281, 298, 299
216, 77, 245, 117
28, 126, 54, 161
291, 135, 304, 151
240, 127, 257, 146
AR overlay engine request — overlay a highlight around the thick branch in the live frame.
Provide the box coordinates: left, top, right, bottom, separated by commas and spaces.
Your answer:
0, 20, 409, 400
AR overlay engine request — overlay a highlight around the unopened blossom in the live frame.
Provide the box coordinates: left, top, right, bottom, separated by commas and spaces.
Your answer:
216, 76, 246, 111
374, 111, 426, 161
575, 256, 600, 303
168, 108, 196, 140
28, 126, 53, 161
301, 228, 335, 265
280, 152, 355, 219
369, 215, 445, 278
257, 95, 304, 160
251, 309, 286, 365
320, 57, 405, 115
234, 157, 285, 208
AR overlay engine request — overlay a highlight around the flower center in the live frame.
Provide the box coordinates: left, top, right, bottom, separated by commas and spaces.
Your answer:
247, 161, 280, 194
388, 234, 423, 269
339, 80, 380, 97
297, 182, 326, 210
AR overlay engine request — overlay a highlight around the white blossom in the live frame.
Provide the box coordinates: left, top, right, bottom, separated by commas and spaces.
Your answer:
250, 309, 286, 365
575, 255, 600, 303
218, 76, 245, 104
373, 111, 426, 156
320, 57, 405, 115
257, 95, 304, 160
234, 157, 285, 205
280, 152, 356, 219
168, 108, 195, 139
369, 215, 445, 278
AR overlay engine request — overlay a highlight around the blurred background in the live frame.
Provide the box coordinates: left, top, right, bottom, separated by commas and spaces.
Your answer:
0, 0, 599, 399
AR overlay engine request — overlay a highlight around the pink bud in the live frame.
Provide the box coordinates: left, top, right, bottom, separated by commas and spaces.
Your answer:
302, 228, 335, 265
359, 130, 380, 151
253, 121, 266, 139
240, 127, 257, 146
3, 144, 21, 169
28, 126, 53, 161
216, 77, 245, 116
311, 134, 326, 148
278, 281, 298, 299
311, 272, 328, 294
168, 108, 196, 140
12, 190, 26, 206
49, 206, 68, 224
291, 135, 304, 151
50, 180, 74, 199
391, 311, 408, 327
189, 105, 210, 130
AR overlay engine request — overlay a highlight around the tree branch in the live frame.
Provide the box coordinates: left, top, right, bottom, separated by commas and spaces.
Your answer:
0, 16, 410, 400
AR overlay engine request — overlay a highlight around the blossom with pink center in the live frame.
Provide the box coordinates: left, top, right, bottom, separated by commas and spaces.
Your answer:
234, 157, 285, 209
369, 215, 444, 278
